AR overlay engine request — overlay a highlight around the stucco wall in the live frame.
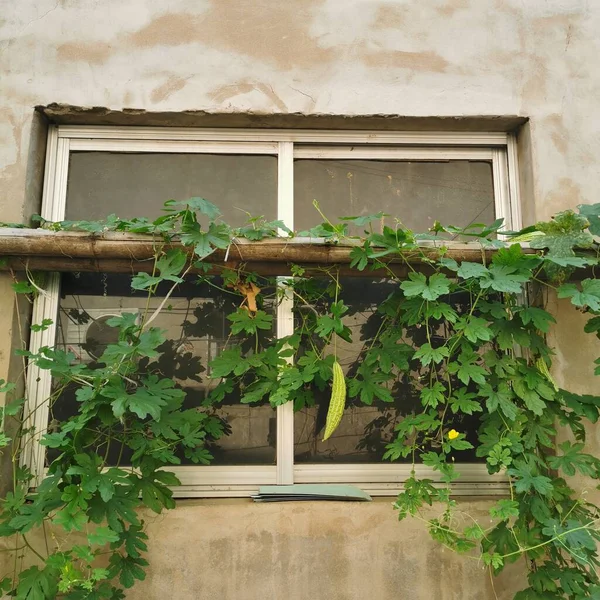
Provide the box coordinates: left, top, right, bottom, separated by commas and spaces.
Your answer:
2, 1, 600, 598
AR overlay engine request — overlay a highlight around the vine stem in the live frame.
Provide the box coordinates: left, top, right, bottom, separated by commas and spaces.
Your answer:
142, 264, 194, 330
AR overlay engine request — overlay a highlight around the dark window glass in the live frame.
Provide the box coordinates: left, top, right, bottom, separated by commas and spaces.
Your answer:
49, 273, 277, 466
66, 152, 278, 226
294, 159, 494, 233
293, 278, 481, 464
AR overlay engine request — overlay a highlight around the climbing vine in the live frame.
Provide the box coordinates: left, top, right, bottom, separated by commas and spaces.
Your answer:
0, 197, 599, 599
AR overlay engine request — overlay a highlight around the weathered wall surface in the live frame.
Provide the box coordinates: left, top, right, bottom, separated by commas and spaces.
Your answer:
126, 500, 526, 600
1, 1, 600, 598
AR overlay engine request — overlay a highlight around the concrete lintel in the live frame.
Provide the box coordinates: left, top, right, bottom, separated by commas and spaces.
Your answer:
36, 104, 528, 133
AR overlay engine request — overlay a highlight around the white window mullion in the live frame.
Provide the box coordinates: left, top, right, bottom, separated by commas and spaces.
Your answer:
276, 141, 295, 485
506, 134, 523, 231
492, 148, 512, 232
22, 130, 68, 483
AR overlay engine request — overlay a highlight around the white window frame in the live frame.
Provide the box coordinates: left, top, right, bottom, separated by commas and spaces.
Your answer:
23, 125, 521, 497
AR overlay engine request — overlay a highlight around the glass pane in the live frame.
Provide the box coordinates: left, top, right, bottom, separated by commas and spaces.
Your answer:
66, 152, 277, 226
293, 278, 480, 464
294, 159, 494, 232
48, 273, 277, 466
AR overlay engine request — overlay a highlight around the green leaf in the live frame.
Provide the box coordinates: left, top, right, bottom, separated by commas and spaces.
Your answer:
529, 496, 552, 524
420, 382, 446, 408
513, 380, 547, 416
132, 470, 177, 513
489, 499, 520, 520
522, 419, 555, 449
491, 319, 532, 351
314, 301, 351, 341
479, 383, 518, 420
414, 343, 449, 366
479, 299, 509, 319
558, 279, 600, 311
544, 255, 597, 267
348, 370, 393, 405
480, 264, 529, 294
179, 196, 221, 219
513, 588, 561, 600
487, 445, 512, 468
449, 389, 482, 415
457, 261, 489, 280
87, 492, 140, 534
30, 318, 54, 332
11, 281, 35, 294
155, 249, 187, 282
425, 302, 458, 323
340, 212, 388, 226
542, 519, 597, 553
112, 524, 149, 559
464, 523, 485, 540
108, 554, 148, 588
483, 521, 520, 564
180, 222, 230, 258
227, 309, 273, 335
584, 315, 600, 336
481, 552, 504, 570
531, 210, 594, 258
559, 567, 588, 596
66, 456, 130, 503
559, 389, 600, 424
445, 433, 474, 452
1, 395, 23, 416
234, 218, 291, 240
88, 526, 120, 546
447, 352, 487, 385
547, 441, 600, 477
493, 243, 540, 269
105, 376, 180, 421
240, 380, 273, 404
208, 347, 244, 378
16, 566, 58, 600
349, 244, 370, 271
400, 273, 451, 301
508, 461, 554, 496
518, 307, 556, 333
9, 498, 60, 534
455, 316, 493, 343
528, 568, 559, 594
578, 202, 600, 236
396, 412, 441, 438
52, 509, 88, 532
393, 476, 437, 519
131, 272, 162, 291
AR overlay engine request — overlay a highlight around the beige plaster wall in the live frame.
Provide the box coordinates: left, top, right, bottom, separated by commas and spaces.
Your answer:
1, 1, 600, 598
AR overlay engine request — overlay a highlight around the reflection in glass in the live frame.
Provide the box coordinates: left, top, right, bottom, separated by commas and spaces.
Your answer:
294, 159, 495, 233
49, 273, 277, 466
66, 153, 278, 226
293, 278, 481, 464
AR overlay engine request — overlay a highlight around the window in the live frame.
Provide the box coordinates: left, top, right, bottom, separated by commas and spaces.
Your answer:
24, 126, 521, 496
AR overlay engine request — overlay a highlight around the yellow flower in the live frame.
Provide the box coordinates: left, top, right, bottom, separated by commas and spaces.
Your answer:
447, 429, 460, 440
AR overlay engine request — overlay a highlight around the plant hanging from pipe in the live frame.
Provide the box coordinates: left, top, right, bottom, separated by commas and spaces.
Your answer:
0, 198, 599, 599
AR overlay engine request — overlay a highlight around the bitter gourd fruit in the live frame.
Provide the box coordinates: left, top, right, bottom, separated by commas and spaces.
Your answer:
323, 360, 346, 441
536, 357, 558, 392
508, 230, 546, 243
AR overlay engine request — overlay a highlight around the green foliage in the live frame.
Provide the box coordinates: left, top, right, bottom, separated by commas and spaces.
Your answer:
1, 200, 600, 600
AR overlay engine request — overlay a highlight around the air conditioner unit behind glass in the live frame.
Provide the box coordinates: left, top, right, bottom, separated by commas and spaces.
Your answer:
64, 308, 140, 363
